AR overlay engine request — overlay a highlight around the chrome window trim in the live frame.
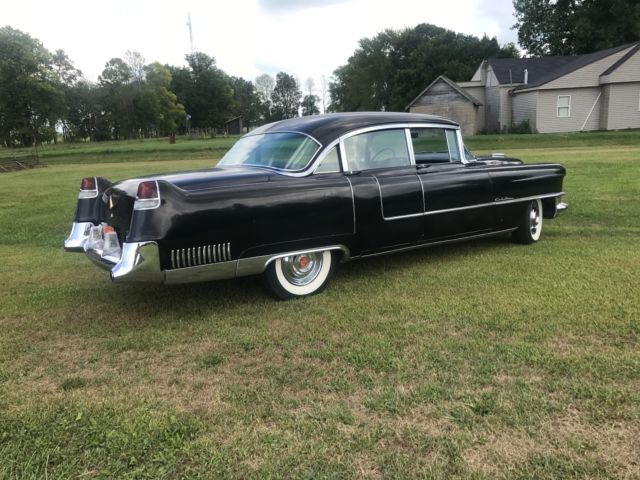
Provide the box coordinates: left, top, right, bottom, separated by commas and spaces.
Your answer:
407, 125, 468, 165
338, 123, 451, 171
382, 192, 565, 221
445, 129, 461, 162
404, 128, 417, 166
458, 130, 470, 163
218, 131, 323, 177
311, 140, 342, 174
229, 123, 460, 177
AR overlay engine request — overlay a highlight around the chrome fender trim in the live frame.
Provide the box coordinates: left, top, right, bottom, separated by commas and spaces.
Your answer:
164, 259, 237, 285
161, 245, 351, 285
63, 222, 93, 252
236, 245, 351, 278
110, 242, 163, 283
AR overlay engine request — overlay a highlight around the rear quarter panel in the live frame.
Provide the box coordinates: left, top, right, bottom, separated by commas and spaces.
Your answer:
127, 174, 355, 269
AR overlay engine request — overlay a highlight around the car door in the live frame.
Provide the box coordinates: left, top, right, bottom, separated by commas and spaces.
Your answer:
340, 128, 424, 252
409, 127, 494, 240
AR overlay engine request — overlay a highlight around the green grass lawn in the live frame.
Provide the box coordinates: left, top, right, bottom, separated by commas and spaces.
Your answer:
0, 132, 639, 478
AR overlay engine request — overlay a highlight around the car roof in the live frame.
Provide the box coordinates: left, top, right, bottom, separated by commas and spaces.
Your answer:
248, 112, 459, 146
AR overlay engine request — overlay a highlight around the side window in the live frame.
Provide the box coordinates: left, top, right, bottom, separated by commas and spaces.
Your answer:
343, 129, 410, 171
315, 146, 341, 173
464, 145, 476, 162
410, 128, 449, 163
445, 130, 461, 161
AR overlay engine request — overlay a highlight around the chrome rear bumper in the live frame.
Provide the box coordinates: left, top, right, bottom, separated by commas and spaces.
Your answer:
64, 222, 347, 286
64, 222, 163, 283
64, 222, 93, 252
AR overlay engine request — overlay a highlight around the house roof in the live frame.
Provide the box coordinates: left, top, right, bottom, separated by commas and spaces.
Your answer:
600, 42, 640, 76
488, 56, 578, 85
510, 42, 639, 91
405, 75, 483, 111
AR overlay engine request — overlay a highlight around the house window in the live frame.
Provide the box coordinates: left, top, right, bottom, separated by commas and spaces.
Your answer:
557, 95, 571, 117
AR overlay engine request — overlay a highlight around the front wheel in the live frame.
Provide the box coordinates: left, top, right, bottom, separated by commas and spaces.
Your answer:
512, 199, 543, 244
264, 250, 336, 300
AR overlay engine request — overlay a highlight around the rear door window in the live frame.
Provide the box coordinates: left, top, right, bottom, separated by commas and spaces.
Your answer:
410, 128, 461, 163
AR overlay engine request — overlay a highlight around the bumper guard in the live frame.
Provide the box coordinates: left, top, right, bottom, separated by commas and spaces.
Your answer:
64, 222, 163, 283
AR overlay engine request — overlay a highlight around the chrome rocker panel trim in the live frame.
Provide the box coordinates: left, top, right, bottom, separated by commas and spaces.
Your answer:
63, 222, 94, 252
166, 245, 351, 285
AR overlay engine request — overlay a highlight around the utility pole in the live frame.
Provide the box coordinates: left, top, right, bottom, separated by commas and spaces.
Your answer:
187, 12, 194, 54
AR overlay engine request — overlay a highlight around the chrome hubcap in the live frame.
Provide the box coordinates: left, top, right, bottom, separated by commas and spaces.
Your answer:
280, 252, 323, 286
530, 202, 541, 236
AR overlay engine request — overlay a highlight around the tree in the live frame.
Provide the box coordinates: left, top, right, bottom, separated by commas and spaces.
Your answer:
230, 76, 262, 128
255, 73, 275, 122
98, 57, 137, 138
169, 52, 234, 131
513, 0, 640, 56
329, 23, 518, 112
270, 72, 301, 120
304, 77, 315, 97
301, 94, 320, 116
136, 62, 185, 136
255, 73, 275, 102
63, 80, 106, 141
319, 75, 329, 113
0, 26, 66, 146
125, 50, 146, 86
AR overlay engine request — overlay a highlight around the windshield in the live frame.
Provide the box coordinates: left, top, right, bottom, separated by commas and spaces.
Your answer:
218, 132, 320, 172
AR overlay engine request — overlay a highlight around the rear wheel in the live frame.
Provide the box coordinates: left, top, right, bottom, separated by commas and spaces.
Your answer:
264, 250, 335, 300
512, 199, 543, 244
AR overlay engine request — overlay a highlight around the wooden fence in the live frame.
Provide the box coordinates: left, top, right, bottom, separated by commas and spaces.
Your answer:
0, 155, 43, 173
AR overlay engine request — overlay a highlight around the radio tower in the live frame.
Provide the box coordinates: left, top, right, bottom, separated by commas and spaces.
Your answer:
187, 13, 194, 54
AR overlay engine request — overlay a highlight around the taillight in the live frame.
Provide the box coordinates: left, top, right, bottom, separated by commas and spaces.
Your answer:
78, 176, 98, 199
81, 177, 96, 190
134, 180, 161, 210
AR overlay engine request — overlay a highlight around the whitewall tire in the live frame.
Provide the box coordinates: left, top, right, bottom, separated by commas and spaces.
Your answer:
264, 250, 335, 300
512, 199, 543, 244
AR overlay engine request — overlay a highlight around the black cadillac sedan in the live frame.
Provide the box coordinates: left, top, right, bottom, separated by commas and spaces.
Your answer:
64, 112, 567, 299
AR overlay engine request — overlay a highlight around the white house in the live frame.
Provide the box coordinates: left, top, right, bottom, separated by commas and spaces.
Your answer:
407, 42, 640, 134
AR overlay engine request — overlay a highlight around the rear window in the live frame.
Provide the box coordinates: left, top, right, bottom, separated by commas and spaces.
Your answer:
219, 132, 320, 172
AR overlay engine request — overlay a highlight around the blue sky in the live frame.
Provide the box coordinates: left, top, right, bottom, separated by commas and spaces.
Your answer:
5, 0, 518, 85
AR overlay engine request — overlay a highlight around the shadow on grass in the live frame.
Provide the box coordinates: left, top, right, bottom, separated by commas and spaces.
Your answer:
63, 234, 515, 325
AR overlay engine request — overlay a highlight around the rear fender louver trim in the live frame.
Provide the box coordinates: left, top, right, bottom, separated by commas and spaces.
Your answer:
170, 243, 231, 269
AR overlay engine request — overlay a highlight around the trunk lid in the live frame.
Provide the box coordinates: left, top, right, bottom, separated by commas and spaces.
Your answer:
108, 166, 272, 197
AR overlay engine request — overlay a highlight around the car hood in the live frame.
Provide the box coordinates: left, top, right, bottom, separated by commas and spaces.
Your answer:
109, 166, 273, 197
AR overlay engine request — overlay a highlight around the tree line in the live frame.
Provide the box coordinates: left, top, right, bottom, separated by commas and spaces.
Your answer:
0, 26, 316, 147
2, 1, 637, 146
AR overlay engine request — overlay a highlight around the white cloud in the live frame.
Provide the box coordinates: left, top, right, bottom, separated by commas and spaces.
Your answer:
2, 0, 517, 87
